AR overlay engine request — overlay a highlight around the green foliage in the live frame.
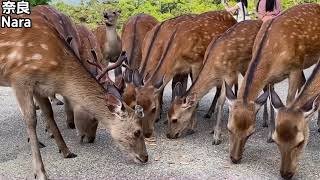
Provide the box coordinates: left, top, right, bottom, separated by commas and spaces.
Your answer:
52, 0, 320, 31
28, 0, 51, 6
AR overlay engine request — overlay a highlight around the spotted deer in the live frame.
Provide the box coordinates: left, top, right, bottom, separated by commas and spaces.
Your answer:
0, 15, 147, 179
121, 14, 158, 107
123, 14, 196, 139
225, 3, 320, 164
269, 60, 320, 179
167, 20, 263, 140
133, 11, 236, 139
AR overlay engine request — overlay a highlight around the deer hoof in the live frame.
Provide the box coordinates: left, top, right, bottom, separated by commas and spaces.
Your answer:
262, 122, 268, 128
318, 128, 320, 133
67, 122, 75, 129
204, 114, 211, 118
155, 118, 160, 123
56, 100, 64, 106
212, 139, 221, 145
267, 137, 274, 143
65, 152, 77, 159
87, 137, 95, 143
163, 120, 168, 124
186, 129, 195, 135
35, 105, 40, 110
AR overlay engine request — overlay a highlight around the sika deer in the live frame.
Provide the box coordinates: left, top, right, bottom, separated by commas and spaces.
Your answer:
123, 14, 195, 138
225, 3, 320, 164
0, 15, 147, 179
134, 11, 236, 139
121, 14, 158, 107
167, 20, 263, 140
269, 60, 320, 179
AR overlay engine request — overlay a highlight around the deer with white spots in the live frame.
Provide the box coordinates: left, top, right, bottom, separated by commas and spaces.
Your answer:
0, 14, 147, 179
269, 59, 320, 179
167, 20, 263, 140
225, 3, 320, 165
121, 14, 158, 107
132, 11, 236, 139
124, 14, 196, 138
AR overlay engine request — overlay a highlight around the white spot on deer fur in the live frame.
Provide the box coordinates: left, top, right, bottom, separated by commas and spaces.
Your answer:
31, 54, 42, 60
16, 41, 23, 47
0, 42, 10, 47
49, 61, 58, 66
27, 42, 33, 47
31, 66, 38, 70
40, 44, 48, 50
0, 55, 5, 60
7, 51, 19, 60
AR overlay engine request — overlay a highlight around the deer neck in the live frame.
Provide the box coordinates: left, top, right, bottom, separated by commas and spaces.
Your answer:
105, 26, 118, 45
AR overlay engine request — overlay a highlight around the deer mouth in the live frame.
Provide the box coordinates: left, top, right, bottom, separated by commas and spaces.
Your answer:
105, 20, 114, 27
135, 155, 148, 164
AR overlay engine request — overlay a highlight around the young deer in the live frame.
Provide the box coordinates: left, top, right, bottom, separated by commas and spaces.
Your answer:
0, 15, 147, 179
225, 3, 320, 164
121, 14, 158, 108
167, 20, 263, 141
123, 14, 195, 138
133, 11, 236, 139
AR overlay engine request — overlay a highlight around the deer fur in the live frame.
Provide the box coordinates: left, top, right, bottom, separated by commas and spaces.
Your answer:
167, 20, 263, 141
225, 3, 320, 164
121, 14, 158, 108
134, 11, 236, 139
0, 15, 147, 179
269, 60, 320, 179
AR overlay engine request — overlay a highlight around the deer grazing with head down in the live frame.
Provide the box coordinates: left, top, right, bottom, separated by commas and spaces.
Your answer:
133, 11, 236, 139
0, 14, 147, 179
121, 14, 158, 107
225, 3, 320, 164
269, 60, 320, 179
123, 14, 196, 139
167, 20, 263, 141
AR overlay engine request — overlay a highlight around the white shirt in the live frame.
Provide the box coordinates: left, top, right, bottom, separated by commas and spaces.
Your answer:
236, 2, 249, 22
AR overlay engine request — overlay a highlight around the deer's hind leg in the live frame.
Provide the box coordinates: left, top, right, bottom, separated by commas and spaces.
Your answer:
13, 86, 47, 179
63, 97, 75, 129
34, 94, 77, 158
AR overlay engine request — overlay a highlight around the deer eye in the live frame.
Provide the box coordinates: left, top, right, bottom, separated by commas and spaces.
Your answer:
134, 130, 141, 138
113, 11, 116, 15
172, 118, 178, 123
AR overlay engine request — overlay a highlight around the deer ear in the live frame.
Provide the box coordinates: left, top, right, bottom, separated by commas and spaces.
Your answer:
134, 105, 144, 118
174, 82, 183, 97
133, 70, 142, 87
269, 86, 284, 112
124, 68, 133, 83
254, 88, 269, 112
225, 81, 236, 107
301, 94, 320, 120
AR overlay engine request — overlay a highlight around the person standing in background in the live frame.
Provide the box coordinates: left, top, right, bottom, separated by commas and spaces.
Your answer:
223, 0, 250, 22
256, 0, 281, 22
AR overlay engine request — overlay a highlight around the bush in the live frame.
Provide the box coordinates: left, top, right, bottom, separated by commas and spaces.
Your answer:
28, 0, 51, 6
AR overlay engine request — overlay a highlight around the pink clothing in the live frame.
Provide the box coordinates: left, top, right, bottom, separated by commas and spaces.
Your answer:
257, 0, 281, 22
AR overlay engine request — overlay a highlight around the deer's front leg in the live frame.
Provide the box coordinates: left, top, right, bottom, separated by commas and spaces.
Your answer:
212, 85, 226, 145
204, 86, 221, 118
34, 94, 77, 158
63, 97, 75, 129
14, 87, 47, 179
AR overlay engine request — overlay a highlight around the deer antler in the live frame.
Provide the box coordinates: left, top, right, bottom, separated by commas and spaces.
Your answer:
96, 51, 127, 82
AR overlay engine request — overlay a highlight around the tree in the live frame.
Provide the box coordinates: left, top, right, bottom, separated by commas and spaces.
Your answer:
28, 0, 51, 6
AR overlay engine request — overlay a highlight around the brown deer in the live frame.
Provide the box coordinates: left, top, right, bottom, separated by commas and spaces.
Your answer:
0, 15, 147, 179
122, 14, 196, 137
269, 60, 320, 179
167, 20, 263, 141
133, 11, 236, 139
225, 3, 320, 164
121, 14, 158, 108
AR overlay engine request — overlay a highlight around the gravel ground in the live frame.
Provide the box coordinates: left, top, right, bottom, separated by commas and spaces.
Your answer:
1, 67, 320, 180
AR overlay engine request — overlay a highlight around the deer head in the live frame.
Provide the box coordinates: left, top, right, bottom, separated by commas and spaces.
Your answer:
133, 71, 164, 138
103, 9, 121, 27
167, 82, 197, 138
225, 82, 269, 163
270, 88, 319, 179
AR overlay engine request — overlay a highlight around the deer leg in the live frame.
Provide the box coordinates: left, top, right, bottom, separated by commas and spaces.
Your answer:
63, 97, 75, 129
13, 88, 47, 179
287, 70, 305, 105
204, 86, 221, 118
34, 94, 77, 158
49, 95, 64, 106
171, 73, 188, 101
318, 110, 320, 132
212, 84, 226, 145
262, 86, 269, 128
74, 106, 98, 143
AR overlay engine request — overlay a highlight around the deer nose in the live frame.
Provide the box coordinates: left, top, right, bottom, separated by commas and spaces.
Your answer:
230, 156, 241, 164
141, 155, 148, 163
280, 171, 294, 180
166, 133, 179, 139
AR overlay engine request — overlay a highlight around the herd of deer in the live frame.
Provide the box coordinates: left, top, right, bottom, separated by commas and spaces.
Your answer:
0, 2, 319, 180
